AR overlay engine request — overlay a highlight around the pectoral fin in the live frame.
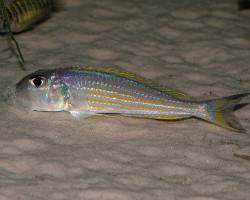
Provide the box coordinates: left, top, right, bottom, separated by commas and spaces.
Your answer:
69, 111, 103, 120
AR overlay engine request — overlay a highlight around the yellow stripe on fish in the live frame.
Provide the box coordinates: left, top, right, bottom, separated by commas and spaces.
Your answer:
75, 67, 196, 101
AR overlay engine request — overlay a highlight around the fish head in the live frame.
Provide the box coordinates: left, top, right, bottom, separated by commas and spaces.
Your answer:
15, 70, 69, 111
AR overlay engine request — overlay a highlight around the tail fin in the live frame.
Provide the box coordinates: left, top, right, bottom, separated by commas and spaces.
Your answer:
199, 93, 249, 132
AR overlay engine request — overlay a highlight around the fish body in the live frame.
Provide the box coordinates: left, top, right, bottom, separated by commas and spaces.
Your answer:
0, 0, 63, 33
15, 67, 249, 132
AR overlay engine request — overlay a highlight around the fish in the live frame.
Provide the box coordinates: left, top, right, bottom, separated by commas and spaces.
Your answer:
14, 67, 249, 132
0, 0, 64, 33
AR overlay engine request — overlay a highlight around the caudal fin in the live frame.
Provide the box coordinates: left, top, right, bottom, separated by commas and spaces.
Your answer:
200, 93, 249, 132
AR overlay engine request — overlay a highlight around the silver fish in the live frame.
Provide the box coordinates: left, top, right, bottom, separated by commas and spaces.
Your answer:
14, 67, 249, 132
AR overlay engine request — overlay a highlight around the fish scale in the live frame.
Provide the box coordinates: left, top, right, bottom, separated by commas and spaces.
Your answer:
59, 68, 200, 115
14, 67, 249, 132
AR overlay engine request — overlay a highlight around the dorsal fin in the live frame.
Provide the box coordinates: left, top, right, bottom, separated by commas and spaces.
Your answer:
71, 67, 195, 100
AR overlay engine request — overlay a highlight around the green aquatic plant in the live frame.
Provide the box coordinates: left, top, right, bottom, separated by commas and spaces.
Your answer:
0, 0, 24, 63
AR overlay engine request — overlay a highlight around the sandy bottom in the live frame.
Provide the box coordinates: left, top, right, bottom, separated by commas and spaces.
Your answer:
0, 0, 250, 199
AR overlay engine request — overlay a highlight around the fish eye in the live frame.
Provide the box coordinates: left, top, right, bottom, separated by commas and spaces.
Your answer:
29, 75, 46, 88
